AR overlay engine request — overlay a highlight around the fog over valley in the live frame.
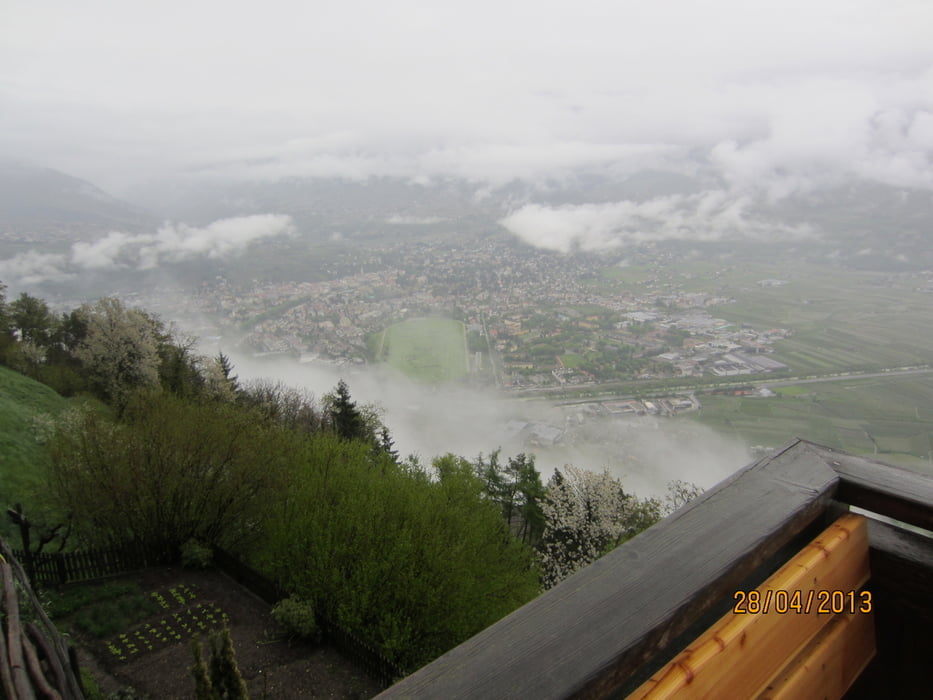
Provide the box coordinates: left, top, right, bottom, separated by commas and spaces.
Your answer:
218, 350, 752, 496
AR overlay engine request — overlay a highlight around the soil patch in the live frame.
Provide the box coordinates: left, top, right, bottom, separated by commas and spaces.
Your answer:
59, 566, 383, 699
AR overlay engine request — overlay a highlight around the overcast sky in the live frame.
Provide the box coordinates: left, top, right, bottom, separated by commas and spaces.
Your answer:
2, 0, 931, 200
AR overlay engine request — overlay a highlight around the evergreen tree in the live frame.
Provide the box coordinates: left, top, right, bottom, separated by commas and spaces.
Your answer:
194, 628, 248, 700
0, 282, 11, 355
511, 454, 546, 545
325, 379, 369, 442
472, 451, 546, 545
212, 627, 249, 700
217, 352, 239, 392
379, 425, 399, 461
158, 337, 204, 398
190, 637, 213, 700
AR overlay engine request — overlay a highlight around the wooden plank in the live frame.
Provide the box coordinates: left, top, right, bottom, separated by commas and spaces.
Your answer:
755, 609, 875, 700
378, 440, 841, 700
626, 514, 869, 700
806, 442, 933, 530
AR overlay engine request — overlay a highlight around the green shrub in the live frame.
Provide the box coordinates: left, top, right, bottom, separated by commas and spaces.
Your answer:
80, 668, 105, 700
258, 436, 541, 669
181, 538, 213, 569
72, 592, 160, 638
271, 597, 320, 641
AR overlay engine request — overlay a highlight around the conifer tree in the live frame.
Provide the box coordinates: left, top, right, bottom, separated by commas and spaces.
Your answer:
215, 627, 250, 700
193, 627, 248, 700
190, 637, 213, 700
217, 352, 239, 393
379, 425, 399, 461
326, 379, 369, 442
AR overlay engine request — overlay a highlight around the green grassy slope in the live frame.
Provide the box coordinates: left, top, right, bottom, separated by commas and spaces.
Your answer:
0, 365, 70, 539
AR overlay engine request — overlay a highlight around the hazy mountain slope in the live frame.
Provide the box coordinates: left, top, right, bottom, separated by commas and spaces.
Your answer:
0, 161, 158, 235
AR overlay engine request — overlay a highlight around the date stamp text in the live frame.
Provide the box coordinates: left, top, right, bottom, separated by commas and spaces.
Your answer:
732, 589, 872, 615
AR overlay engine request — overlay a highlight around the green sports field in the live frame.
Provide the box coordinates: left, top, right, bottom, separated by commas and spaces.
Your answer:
374, 318, 468, 383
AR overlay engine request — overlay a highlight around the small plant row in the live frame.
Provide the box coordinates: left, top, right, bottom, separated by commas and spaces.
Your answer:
149, 583, 198, 609
106, 602, 229, 663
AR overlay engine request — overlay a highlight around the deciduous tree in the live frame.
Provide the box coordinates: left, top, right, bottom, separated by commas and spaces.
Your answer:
47, 393, 288, 550
73, 297, 163, 408
537, 465, 661, 589
8, 292, 54, 347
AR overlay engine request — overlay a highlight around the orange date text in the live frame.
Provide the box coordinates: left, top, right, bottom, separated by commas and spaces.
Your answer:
732, 589, 872, 615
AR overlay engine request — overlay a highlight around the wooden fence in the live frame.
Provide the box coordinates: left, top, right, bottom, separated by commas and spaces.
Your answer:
316, 614, 408, 688
209, 546, 408, 687
13, 541, 176, 587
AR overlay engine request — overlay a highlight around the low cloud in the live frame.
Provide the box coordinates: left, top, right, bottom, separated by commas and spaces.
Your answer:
0, 250, 70, 286
499, 190, 814, 253
0, 214, 294, 287
135, 215, 295, 269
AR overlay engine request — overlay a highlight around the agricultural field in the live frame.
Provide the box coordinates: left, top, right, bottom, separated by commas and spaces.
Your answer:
372, 317, 468, 383
705, 264, 933, 374
591, 261, 933, 376
685, 374, 933, 472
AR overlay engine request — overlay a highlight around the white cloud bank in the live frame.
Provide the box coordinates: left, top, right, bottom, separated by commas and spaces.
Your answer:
1, 0, 930, 201
499, 191, 814, 253
0, 214, 294, 286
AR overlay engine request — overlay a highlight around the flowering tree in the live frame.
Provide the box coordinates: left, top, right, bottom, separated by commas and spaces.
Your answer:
538, 465, 661, 589
73, 297, 162, 408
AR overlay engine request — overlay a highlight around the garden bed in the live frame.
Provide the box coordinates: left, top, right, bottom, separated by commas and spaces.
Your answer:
51, 566, 383, 699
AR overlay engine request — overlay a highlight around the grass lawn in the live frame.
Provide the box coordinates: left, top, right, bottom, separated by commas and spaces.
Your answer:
0, 365, 71, 539
377, 318, 468, 383
560, 354, 585, 369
